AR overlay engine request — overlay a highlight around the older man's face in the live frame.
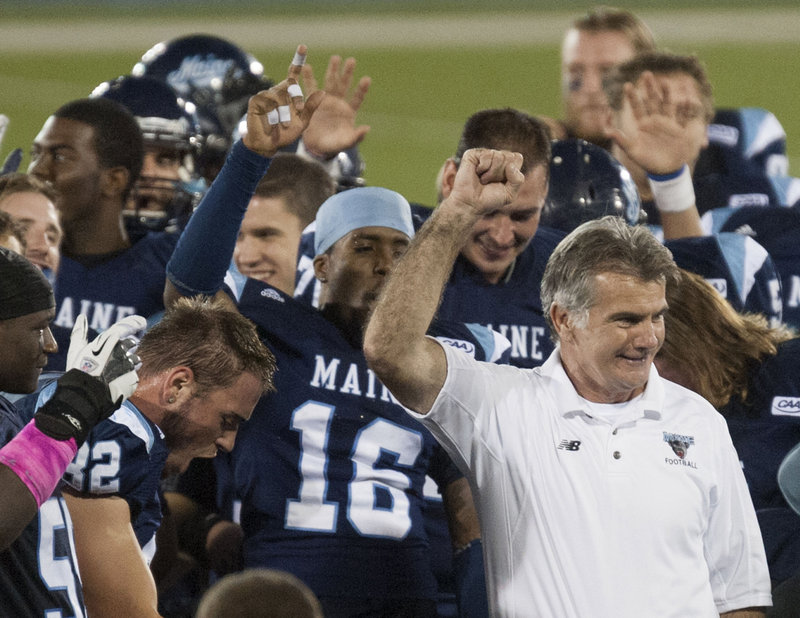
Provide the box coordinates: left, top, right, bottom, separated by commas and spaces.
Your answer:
555, 272, 667, 403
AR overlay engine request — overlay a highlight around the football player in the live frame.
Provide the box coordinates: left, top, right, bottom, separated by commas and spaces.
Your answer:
543, 6, 656, 148
0, 173, 62, 282
23, 295, 275, 617
91, 75, 204, 240
28, 97, 178, 370
233, 153, 334, 295
0, 247, 141, 615
164, 46, 497, 615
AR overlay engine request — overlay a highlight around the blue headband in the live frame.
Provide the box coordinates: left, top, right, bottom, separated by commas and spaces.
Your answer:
314, 187, 415, 256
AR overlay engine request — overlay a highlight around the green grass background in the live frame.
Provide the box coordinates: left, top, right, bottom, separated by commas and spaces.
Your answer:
2, 4, 800, 206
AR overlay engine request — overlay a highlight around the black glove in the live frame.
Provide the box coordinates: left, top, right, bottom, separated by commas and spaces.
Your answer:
33, 369, 119, 446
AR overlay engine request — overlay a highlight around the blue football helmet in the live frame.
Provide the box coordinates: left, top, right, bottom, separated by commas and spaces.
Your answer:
132, 34, 273, 181
541, 138, 642, 233
91, 75, 204, 237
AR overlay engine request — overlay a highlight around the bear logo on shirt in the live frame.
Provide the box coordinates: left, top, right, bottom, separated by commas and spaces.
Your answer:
663, 432, 694, 459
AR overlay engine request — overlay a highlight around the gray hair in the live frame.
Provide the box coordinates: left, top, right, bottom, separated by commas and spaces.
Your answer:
541, 216, 678, 342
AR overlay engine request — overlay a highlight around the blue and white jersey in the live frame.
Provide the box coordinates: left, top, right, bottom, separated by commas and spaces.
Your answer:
0, 397, 86, 617
665, 232, 783, 325
434, 225, 564, 370
720, 205, 800, 330
48, 231, 178, 370
33, 384, 169, 562
220, 276, 503, 601
702, 107, 788, 179
722, 338, 800, 582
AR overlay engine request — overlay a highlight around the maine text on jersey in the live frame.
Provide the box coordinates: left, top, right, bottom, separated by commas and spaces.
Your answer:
491, 323, 548, 363
55, 297, 137, 331
310, 354, 400, 404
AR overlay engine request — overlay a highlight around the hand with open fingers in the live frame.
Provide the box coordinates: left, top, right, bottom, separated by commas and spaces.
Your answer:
448, 148, 525, 215
242, 44, 326, 158
67, 314, 146, 405
604, 70, 706, 175
300, 54, 371, 159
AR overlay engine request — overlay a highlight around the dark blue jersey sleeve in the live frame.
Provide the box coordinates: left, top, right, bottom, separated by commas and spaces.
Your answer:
0, 398, 86, 616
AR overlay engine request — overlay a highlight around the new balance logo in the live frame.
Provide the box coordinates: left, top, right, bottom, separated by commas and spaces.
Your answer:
558, 440, 581, 451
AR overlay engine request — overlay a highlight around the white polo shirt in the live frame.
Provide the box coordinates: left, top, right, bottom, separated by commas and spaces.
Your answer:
408, 344, 772, 617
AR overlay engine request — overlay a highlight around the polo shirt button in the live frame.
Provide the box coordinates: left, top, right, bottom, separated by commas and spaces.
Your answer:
613, 451, 621, 459
612, 429, 618, 435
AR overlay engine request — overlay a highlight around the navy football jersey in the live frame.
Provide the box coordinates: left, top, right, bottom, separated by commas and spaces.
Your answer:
221, 276, 504, 602
0, 397, 86, 617
48, 231, 178, 370
297, 220, 562, 370
720, 205, 800, 330
722, 338, 800, 582
434, 225, 564, 369
33, 384, 169, 562
665, 232, 783, 325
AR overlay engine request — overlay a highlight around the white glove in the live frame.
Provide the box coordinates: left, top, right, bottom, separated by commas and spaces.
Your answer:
66, 314, 147, 405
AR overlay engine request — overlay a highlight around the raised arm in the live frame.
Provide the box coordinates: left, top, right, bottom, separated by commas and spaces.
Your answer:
363, 149, 523, 413
606, 70, 706, 239
164, 45, 324, 308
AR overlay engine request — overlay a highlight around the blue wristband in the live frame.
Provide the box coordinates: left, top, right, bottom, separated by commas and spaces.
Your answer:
646, 164, 688, 182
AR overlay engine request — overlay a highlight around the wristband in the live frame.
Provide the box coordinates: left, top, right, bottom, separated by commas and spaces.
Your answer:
647, 164, 695, 213
0, 422, 77, 508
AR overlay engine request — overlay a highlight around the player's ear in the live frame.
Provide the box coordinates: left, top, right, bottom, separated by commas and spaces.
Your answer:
163, 366, 195, 405
313, 253, 329, 284
439, 159, 459, 200
100, 166, 130, 201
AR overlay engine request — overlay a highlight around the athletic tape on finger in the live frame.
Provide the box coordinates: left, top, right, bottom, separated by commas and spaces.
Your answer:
278, 105, 292, 123
288, 84, 303, 98
267, 109, 280, 125
292, 51, 307, 67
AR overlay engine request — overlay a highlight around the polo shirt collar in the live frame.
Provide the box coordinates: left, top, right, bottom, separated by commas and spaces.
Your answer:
539, 348, 664, 421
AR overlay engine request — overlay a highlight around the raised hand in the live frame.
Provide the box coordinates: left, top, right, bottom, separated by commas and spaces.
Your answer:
300, 54, 371, 159
243, 44, 326, 158
447, 148, 525, 216
605, 70, 708, 175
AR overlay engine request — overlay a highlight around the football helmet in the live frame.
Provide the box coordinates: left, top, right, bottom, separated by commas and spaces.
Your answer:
541, 138, 641, 233
132, 34, 273, 181
91, 75, 204, 237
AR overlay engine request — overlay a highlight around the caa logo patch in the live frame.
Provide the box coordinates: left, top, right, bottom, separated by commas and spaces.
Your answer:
771, 396, 800, 417
729, 193, 770, 208
708, 124, 739, 147
436, 337, 476, 357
